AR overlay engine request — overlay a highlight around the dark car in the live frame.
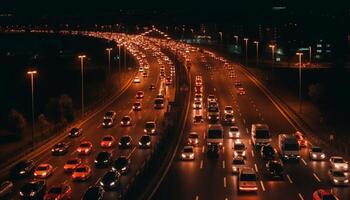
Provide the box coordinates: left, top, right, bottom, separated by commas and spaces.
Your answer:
94, 151, 113, 168
10, 160, 35, 179
120, 116, 131, 126
139, 135, 152, 148
82, 186, 104, 200
19, 180, 46, 200
112, 156, 131, 175
44, 183, 72, 200
102, 118, 114, 128
99, 171, 121, 190
118, 136, 132, 149
51, 142, 69, 155
68, 127, 82, 138
260, 145, 276, 160
266, 160, 284, 178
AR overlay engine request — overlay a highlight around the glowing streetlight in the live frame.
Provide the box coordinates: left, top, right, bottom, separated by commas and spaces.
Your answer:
296, 52, 304, 113
106, 48, 112, 76
219, 32, 223, 43
78, 55, 86, 115
269, 44, 276, 64
253, 41, 259, 64
244, 38, 248, 63
27, 70, 37, 148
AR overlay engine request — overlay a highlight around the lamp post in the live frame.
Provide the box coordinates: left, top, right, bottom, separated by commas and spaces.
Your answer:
78, 55, 86, 115
27, 70, 37, 148
219, 32, 223, 43
244, 38, 248, 63
234, 35, 239, 44
309, 46, 312, 64
124, 45, 127, 71
118, 44, 121, 72
106, 48, 112, 76
269, 44, 275, 64
296, 52, 304, 113
253, 41, 259, 64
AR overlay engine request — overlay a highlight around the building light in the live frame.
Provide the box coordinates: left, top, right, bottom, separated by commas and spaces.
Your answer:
316, 44, 322, 48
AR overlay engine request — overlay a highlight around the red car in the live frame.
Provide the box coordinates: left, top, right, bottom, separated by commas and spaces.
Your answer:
313, 189, 339, 200
100, 135, 116, 148
63, 158, 82, 172
136, 91, 144, 99
44, 183, 72, 200
72, 165, 92, 181
77, 141, 93, 155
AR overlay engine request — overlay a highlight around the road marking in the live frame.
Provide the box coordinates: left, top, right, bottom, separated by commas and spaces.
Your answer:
248, 139, 251, 145
254, 164, 258, 172
79, 136, 86, 142
95, 177, 101, 185
251, 150, 255, 157
242, 119, 246, 124
313, 173, 321, 182
260, 181, 266, 192
200, 160, 203, 169
222, 147, 225, 153
246, 128, 249, 134
301, 158, 307, 166
195, 195, 199, 200
223, 177, 227, 188
286, 174, 293, 184
97, 124, 102, 128
127, 147, 137, 159
70, 151, 76, 156
202, 146, 205, 153
222, 160, 225, 169
298, 193, 304, 200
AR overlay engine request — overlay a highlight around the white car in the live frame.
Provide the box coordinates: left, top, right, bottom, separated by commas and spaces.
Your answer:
309, 146, 326, 160
194, 94, 202, 102
238, 168, 258, 192
188, 132, 199, 146
229, 126, 240, 138
181, 146, 195, 160
233, 141, 247, 158
330, 156, 348, 171
193, 101, 202, 109
207, 95, 217, 103
328, 169, 349, 186
133, 76, 141, 83
224, 106, 234, 114
232, 156, 246, 174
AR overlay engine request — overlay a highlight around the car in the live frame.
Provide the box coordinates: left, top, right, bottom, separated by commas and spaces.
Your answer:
19, 180, 46, 200
34, 164, 53, 179
95, 151, 113, 168
309, 146, 326, 160
223, 114, 235, 125
104, 111, 116, 120
118, 135, 133, 149
120, 116, 132, 126
138, 67, 144, 72
64, 158, 82, 172
149, 84, 156, 90
44, 183, 72, 200
232, 156, 246, 174
224, 106, 234, 114
136, 91, 144, 99
181, 146, 195, 160
233, 141, 247, 158
330, 156, 348, 171
294, 131, 308, 147
139, 135, 152, 148
72, 165, 92, 181
195, 79, 202, 87
266, 160, 284, 178
234, 81, 242, 87
165, 77, 172, 85
237, 87, 246, 95
112, 156, 131, 175
194, 94, 202, 102
188, 132, 199, 146
133, 102, 142, 111
154, 98, 164, 109
99, 170, 121, 190
100, 135, 116, 148
194, 85, 203, 94
228, 126, 240, 138
10, 160, 35, 179
68, 127, 82, 137
193, 101, 202, 109
77, 141, 93, 155
51, 142, 69, 155
0, 181, 13, 198
142, 71, 148, 77
260, 145, 276, 160
82, 186, 105, 200
207, 94, 217, 103
133, 76, 141, 83
156, 94, 165, 99
193, 114, 204, 124
238, 168, 258, 192
144, 121, 156, 135
312, 189, 339, 200
102, 118, 114, 128
328, 169, 349, 186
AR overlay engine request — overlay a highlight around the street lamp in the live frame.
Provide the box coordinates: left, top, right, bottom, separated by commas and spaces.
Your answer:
234, 35, 239, 44
106, 48, 112, 76
219, 32, 223, 43
309, 46, 312, 64
27, 70, 37, 148
253, 41, 259, 64
296, 52, 304, 113
78, 55, 86, 116
244, 38, 248, 63
269, 44, 276, 64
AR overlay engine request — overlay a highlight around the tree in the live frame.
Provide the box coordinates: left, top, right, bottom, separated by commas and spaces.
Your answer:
6, 109, 27, 135
308, 83, 323, 103
45, 97, 61, 123
37, 114, 52, 132
58, 94, 75, 123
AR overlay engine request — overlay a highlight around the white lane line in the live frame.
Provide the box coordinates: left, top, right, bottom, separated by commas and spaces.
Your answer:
222, 160, 225, 169
254, 164, 259, 173
127, 147, 137, 159
195, 195, 199, 200
95, 177, 101, 185
202, 146, 205, 153
313, 173, 321, 182
222, 147, 225, 153
260, 181, 266, 192
298, 193, 305, 200
79, 136, 86, 142
301, 158, 307, 166
286, 174, 293, 184
242, 119, 246, 124
245, 128, 249, 134
223, 177, 227, 188
70, 151, 76, 156
200, 160, 203, 169
97, 124, 102, 129
251, 150, 255, 157
248, 139, 251, 145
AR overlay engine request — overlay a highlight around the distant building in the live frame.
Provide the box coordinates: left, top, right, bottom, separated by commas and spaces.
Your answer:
314, 39, 332, 60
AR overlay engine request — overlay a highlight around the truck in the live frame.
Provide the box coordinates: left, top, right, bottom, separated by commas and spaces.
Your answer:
251, 124, 272, 147
206, 124, 224, 153
278, 134, 300, 160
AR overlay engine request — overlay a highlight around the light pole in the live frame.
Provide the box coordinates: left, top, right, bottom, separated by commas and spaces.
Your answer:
234, 35, 239, 44
27, 70, 37, 148
269, 44, 276, 64
78, 55, 86, 116
106, 48, 112, 76
118, 44, 121, 72
218, 32, 223, 43
309, 46, 312, 64
296, 52, 304, 113
253, 41, 259, 64
244, 38, 248, 63
124, 45, 127, 71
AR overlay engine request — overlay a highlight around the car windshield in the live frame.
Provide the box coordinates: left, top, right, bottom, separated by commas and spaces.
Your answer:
255, 130, 270, 139
97, 152, 109, 160
141, 136, 150, 142
80, 143, 90, 148
55, 143, 64, 148
225, 114, 234, 118
103, 136, 113, 141
312, 147, 322, 152
121, 137, 130, 143
21, 183, 37, 193
49, 187, 62, 194
230, 127, 238, 132
37, 166, 48, 171
208, 130, 223, 138
103, 119, 112, 123
155, 99, 163, 104
103, 172, 117, 182
334, 158, 345, 163
234, 144, 245, 150
67, 160, 78, 165
71, 128, 79, 132
76, 167, 87, 172
240, 173, 257, 181
146, 123, 155, 128
115, 158, 127, 167
208, 107, 219, 112
284, 143, 299, 151
183, 148, 193, 153
189, 134, 198, 138
233, 159, 245, 165
105, 112, 114, 116
323, 195, 337, 200
333, 171, 345, 177
122, 117, 130, 121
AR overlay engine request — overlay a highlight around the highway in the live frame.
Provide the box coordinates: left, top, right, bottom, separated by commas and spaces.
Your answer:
154, 46, 350, 200
5, 34, 177, 199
